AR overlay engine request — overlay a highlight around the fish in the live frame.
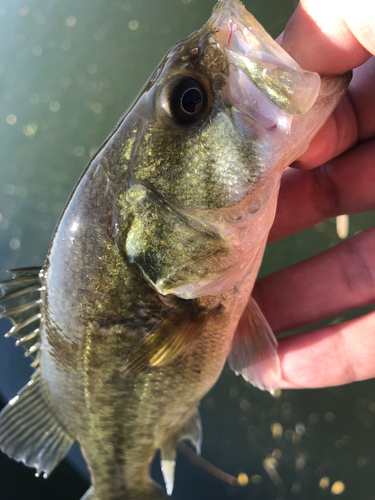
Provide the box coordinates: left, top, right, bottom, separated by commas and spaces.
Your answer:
0, 0, 351, 499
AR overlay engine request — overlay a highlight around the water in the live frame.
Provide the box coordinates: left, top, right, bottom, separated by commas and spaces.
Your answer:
0, 1, 374, 499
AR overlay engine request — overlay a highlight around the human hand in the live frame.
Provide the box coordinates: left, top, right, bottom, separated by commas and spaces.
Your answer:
252, 0, 375, 389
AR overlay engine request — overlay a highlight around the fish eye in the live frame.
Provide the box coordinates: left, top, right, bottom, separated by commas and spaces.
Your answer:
168, 77, 208, 125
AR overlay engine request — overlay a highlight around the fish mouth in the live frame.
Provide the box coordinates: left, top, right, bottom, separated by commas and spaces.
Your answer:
207, 0, 320, 119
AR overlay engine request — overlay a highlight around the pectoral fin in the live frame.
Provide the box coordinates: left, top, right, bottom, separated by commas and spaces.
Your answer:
0, 373, 73, 477
161, 408, 202, 496
228, 296, 280, 393
121, 305, 217, 376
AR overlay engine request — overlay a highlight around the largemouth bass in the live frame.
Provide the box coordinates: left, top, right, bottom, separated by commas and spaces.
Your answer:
0, 0, 350, 499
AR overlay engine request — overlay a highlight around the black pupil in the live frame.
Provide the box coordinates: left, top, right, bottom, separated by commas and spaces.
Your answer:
169, 77, 207, 124
181, 88, 202, 114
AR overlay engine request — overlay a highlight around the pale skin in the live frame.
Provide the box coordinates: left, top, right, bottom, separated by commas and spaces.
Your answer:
252, 0, 375, 388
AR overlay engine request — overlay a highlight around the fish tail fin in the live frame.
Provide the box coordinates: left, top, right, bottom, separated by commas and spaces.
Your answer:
0, 372, 74, 478
0, 267, 43, 365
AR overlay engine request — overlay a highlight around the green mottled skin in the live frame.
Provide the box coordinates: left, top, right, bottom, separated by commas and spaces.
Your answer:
131, 111, 260, 210
40, 24, 265, 500
41, 135, 260, 498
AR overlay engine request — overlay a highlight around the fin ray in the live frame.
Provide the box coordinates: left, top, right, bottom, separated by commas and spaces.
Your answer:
160, 408, 202, 496
0, 276, 41, 296
0, 374, 73, 477
228, 296, 280, 393
8, 267, 42, 277
0, 283, 41, 304
0, 300, 41, 323
15, 328, 40, 346
121, 304, 217, 376
0, 267, 43, 361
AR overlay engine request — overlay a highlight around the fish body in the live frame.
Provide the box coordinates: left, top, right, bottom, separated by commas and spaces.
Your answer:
0, 1, 350, 499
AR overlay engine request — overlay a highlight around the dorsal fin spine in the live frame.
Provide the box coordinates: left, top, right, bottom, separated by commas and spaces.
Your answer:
24, 342, 41, 357
15, 329, 40, 346
0, 284, 42, 302
0, 299, 42, 319
0, 267, 43, 362
7, 313, 42, 337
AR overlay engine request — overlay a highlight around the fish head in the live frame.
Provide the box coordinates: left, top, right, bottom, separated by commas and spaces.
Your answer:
118, 0, 351, 299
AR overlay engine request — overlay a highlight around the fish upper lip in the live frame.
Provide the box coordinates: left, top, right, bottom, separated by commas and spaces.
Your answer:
207, 0, 321, 116
209, 0, 290, 66
209, 0, 302, 69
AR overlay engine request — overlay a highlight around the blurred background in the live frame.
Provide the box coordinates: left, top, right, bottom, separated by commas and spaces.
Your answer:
0, 0, 374, 499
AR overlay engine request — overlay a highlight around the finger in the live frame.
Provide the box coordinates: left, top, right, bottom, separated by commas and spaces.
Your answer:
253, 228, 375, 333
277, 310, 375, 389
293, 92, 357, 169
295, 58, 375, 168
281, 0, 374, 74
269, 139, 375, 242
279, 0, 375, 169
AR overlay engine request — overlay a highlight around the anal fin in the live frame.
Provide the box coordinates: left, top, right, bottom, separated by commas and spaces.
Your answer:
0, 372, 73, 477
228, 296, 280, 393
161, 407, 202, 496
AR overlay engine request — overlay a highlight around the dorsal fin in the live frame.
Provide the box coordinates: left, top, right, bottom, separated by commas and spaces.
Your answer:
0, 267, 43, 363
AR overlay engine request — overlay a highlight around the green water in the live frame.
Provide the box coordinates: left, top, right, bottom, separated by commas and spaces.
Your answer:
0, 1, 374, 499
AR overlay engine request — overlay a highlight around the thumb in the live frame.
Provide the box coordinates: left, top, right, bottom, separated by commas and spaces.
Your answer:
281, 0, 374, 74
